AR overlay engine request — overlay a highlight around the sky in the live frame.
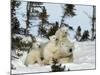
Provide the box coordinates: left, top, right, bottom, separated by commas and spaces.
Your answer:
16, 1, 93, 38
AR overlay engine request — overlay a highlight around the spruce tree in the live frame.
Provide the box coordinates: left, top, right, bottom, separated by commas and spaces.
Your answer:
75, 26, 81, 41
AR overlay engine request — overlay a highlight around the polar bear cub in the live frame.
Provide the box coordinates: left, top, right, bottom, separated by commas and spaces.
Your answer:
43, 35, 59, 65
55, 26, 69, 40
24, 42, 43, 66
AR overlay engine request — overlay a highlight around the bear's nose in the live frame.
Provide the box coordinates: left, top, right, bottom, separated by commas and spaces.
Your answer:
69, 48, 72, 52
56, 38, 58, 41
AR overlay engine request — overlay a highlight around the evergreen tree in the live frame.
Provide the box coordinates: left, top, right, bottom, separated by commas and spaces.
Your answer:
60, 4, 76, 27
80, 30, 89, 41
38, 6, 48, 38
84, 6, 96, 41
47, 21, 59, 39
75, 26, 81, 41
25, 2, 43, 35
11, 0, 21, 34
91, 6, 96, 41
11, 0, 21, 49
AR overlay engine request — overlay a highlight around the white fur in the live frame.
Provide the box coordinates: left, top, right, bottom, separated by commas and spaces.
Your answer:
58, 41, 74, 63
55, 27, 69, 40
43, 35, 59, 65
24, 42, 43, 66
55, 27, 74, 63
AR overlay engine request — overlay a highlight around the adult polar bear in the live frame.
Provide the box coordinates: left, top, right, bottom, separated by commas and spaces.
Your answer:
43, 40, 74, 64
55, 26, 74, 63
24, 42, 43, 66
43, 26, 74, 65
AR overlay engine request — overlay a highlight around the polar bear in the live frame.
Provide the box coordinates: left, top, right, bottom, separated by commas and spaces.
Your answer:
43, 40, 74, 65
55, 26, 75, 64
55, 26, 73, 49
24, 42, 43, 66
58, 41, 74, 64
43, 35, 60, 65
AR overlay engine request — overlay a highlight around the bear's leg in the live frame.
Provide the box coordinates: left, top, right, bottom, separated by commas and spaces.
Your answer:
48, 58, 53, 64
42, 59, 49, 65
37, 57, 43, 65
58, 57, 73, 64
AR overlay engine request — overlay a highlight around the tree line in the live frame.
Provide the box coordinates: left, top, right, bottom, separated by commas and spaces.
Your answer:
11, 0, 96, 49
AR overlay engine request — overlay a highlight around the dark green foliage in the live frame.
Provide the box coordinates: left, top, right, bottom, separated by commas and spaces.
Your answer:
60, 4, 76, 26
38, 6, 59, 39
11, 34, 36, 52
50, 58, 65, 72
11, 1, 38, 50
38, 6, 49, 38
11, 0, 22, 50
38, 21, 59, 39
39, 7, 48, 24
38, 26, 48, 37
69, 26, 74, 31
11, 36, 22, 49
64, 4, 76, 17
25, 2, 44, 35
11, 17, 20, 34
47, 22, 59, 39
11, 0, 21, 34
75, 26, 81, 41
77, 26, 81, 34
80, 30, 89, 41
25, 2, 31, 35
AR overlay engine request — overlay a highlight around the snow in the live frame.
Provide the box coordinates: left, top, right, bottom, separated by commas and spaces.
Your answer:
36, 37, 49, 43
11, 40, 95, 74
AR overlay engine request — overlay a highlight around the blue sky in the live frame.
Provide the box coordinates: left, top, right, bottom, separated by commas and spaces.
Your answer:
16, 2, 93, 37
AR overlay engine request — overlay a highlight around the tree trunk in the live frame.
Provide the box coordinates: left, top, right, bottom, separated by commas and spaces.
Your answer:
91, 6, 96, 40
25, 2, 31, 35
60, 13, 65, 27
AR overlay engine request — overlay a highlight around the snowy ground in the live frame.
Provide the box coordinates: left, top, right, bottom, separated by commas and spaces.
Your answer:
11, 40, 96, 74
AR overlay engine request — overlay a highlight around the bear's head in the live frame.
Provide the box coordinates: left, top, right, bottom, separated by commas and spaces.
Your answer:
34, 42, 41, 49
59, 42, 74, 56
49, 35, 59, 44
60, 26, 69, 37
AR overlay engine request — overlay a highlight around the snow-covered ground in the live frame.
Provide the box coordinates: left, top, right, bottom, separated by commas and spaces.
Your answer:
11, 40, 96, 74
